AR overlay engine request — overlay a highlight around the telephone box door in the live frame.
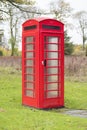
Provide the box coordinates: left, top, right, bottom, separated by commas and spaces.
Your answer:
40, 33, 64, 107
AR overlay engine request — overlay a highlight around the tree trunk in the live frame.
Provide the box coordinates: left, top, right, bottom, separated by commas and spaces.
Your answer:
82, 29, 85, 50
10, 9, 15, 56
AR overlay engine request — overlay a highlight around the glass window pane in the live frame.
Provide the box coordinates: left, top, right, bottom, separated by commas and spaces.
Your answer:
25, 90, 33, 97
26, 36, 33, 43
26, 44, 34, 51
47, 83, 58, 90
26, 75, 34, 81
47, 91, 58, 98
47, 44, 58, 51
48, 37, 58, 43
26, 68, 34, 74
26, 83, 34, 89
26, 60, 33, 66
47, 52, 58, 59
47, 60, 58, 66
47, 68, 58, 74
26, 52, 34, 58
47, 75, 58, 82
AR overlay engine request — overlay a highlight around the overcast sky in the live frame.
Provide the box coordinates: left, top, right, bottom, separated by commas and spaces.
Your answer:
65, 0, 87, 12
36, 0, 87, 12
36, 0, 87, 44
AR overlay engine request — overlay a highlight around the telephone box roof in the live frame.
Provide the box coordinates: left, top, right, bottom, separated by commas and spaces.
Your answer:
22, 17, 64, 25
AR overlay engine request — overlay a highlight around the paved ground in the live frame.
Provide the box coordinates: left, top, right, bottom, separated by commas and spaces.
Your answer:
63, 110, 87, 118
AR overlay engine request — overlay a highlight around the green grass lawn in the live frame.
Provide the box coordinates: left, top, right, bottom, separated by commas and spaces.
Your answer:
65, 80, 87, 110
0, 68, 87, 130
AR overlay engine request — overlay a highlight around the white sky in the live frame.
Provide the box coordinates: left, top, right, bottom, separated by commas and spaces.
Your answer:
36, 0, 87, 44
36, 0, 87, 12
65, 0, 87, 12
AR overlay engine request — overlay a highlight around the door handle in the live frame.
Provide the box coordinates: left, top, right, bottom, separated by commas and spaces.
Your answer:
42, 60, 46, 66
44, 59, 46, 66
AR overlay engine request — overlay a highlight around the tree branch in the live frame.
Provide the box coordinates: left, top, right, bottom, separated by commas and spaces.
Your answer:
3, 0, 50, 14
0, 9, 8, 14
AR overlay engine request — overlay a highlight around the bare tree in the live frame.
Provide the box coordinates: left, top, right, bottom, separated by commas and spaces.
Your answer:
50, 0, 72, 23
0, 0, 35, 55
8, 5, 19, 56
0, 0, 46, 55
74, 11, 87, 50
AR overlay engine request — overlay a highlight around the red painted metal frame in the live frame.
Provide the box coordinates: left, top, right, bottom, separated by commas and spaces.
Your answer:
22, 18, 64, 109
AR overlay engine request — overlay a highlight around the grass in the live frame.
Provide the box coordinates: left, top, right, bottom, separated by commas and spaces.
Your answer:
0, 67, 87, 130
65, 79, 87, 110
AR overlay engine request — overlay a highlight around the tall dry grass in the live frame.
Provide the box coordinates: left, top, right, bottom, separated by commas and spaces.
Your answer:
0, 56, 87, 82
65, 56, 87, 82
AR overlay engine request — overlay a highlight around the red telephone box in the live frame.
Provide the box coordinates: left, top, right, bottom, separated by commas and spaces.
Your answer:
22, 18, 64, 109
